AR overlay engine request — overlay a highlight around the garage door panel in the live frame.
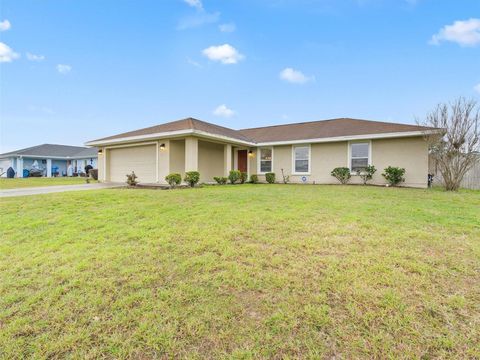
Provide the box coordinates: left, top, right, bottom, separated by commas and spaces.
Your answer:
109, 145, 156, 183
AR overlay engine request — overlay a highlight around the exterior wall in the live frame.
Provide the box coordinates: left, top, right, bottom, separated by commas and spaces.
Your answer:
170, 139, 185, 177
98, 148, 105, 181
371, 137, 428, 188
198, 140, 224, 183
250, 136, 428, 188
0, 158, 13, 177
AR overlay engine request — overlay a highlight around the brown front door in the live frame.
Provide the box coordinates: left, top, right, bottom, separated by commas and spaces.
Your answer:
237, 150, 247, 173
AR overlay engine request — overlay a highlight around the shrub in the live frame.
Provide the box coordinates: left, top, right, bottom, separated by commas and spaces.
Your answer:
240, 172, 248, 184
281, 168, 290, 184
382, 166, 406, 186
228, 170, 241, 184
89, 169, 98, 180
331, 167, 351, 184
165, 173, 182, 188
184, 171, 200, 187
213, 176, 228, 185
126, 171, 138, 186
265, 172, 276, 184
250, 174, 259, 184
358, 165, 377, 185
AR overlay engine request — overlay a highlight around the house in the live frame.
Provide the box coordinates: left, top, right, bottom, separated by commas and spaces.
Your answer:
0, 144, 98, 178
85, 117, 439, 188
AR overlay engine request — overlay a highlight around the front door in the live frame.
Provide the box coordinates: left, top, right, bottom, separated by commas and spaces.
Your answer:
237, 150, 247, 173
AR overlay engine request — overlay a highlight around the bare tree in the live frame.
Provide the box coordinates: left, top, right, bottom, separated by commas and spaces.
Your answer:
419, 98, 479, 191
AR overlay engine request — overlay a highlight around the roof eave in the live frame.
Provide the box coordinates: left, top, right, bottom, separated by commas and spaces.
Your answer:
85, 129, 256, 147
255, 129, 439, 146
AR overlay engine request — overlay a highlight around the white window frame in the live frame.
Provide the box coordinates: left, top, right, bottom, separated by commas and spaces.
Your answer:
348, 141, 372, 174
291, 144, 311, 175
257, 147, 274, 174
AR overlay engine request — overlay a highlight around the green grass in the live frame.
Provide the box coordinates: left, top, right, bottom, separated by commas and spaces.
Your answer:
0, 185, 479, 359
0, 177, 96, 189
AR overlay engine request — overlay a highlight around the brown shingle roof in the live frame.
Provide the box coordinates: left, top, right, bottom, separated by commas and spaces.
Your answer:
88, 117, 437, 145
90, 117, 253, 143
238, 118, 436, 143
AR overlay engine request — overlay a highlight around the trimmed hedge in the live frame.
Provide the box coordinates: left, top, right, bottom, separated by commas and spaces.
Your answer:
165, 173, 182, 188
265, 172, 275, 184
184, 171, 200, 187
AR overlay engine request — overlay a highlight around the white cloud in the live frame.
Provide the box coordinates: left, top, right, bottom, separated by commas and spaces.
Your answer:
279, 67, 314, 84
430, 18, 480, 47
57, 64, 72, 74
202, 44, 244, 64
213, 104, 235, 118
219, 23, 236, 33
183, 0, 203, 10
0, 20, 11, 31
474, 83, 480, 94
0, 42, 20, 62
177, 11, 220, 30
26, 52, 45, 61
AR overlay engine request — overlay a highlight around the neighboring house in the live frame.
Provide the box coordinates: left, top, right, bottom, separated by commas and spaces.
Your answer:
0, 144, 98, 178
86, 117, 439, 188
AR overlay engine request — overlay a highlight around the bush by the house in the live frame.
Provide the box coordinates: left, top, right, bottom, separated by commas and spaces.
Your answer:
240, 172, 248, 184
358, 165, 376, 185
250, 174, 259, 184
213, 176, 228, 185
281, 168, 290, 184
331, 167, 351, 184
89, 169, 98, 180
265, 172, 276, 184
126, 171, 138, 186
165, 173, 182, 188
382, 166, 406, 186
228, 170, 241, 184
184, 171, 200, 187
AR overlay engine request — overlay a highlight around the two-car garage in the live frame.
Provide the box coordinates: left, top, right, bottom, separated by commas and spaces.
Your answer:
107, 144, 157, 183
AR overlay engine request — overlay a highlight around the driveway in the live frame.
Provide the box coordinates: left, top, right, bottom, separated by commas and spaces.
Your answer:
0, 182, 123, 198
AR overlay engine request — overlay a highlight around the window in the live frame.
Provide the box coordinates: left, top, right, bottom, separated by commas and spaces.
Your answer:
350, 142, 370, 172
293, 145, 310, 174
259, 148, 273, 173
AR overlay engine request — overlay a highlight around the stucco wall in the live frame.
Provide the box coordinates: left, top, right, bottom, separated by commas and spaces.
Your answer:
371, 137, 428, 187
98, 148, 105, 181
198, 140, 224, 183
170, 139, 185, 177
249, 136, 428, 187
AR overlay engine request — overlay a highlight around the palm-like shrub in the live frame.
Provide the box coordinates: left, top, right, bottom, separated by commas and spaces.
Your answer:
228, 170, 241, 184
358, 165, 377, 185
214, 176, 228, 185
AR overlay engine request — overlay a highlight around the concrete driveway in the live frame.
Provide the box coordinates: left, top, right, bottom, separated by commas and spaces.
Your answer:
0, 182, 123, 198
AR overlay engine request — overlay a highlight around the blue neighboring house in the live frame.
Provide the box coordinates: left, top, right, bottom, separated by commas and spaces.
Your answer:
0, 144, 98, 178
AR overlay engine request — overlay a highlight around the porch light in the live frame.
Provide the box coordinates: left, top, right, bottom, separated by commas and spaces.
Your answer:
98, 149, 103, 155
160, 143, 166, 150
248, 150, 254, 157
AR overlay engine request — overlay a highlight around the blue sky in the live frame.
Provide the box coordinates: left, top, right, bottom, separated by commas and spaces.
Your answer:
0, 0, 479, 152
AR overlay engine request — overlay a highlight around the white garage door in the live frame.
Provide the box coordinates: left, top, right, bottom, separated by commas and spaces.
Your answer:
108, 145, 156, 183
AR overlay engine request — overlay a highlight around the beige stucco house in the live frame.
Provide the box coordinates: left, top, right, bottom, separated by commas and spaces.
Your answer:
85, 117, 438, 188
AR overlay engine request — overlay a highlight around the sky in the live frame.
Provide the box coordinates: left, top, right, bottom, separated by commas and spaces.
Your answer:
0, 0, 479, 153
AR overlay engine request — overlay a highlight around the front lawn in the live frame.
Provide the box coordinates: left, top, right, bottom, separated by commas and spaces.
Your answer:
0, 185, 478, 358
0, 177, 96, 189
